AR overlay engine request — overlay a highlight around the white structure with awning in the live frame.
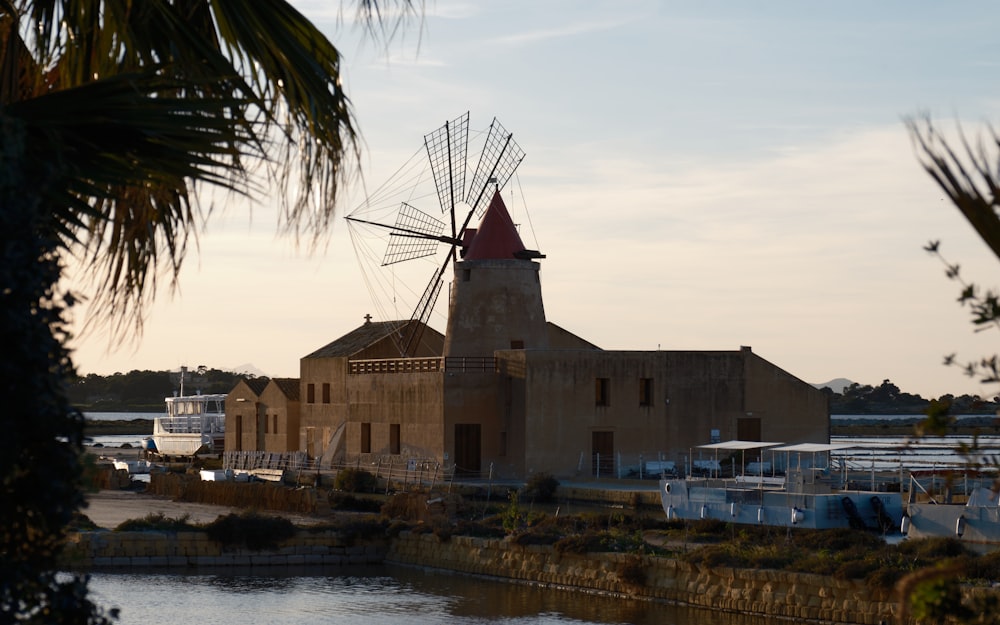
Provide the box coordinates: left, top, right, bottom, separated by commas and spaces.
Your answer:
693, 440, 783, 480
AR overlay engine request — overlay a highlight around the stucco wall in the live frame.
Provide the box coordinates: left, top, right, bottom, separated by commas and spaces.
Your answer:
224, 381, 263, 452
259, 382, 300, 452
347, 371, 444, 459
509, 348, 827, 479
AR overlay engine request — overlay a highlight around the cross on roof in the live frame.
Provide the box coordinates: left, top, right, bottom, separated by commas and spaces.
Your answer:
363, 313, 372, 324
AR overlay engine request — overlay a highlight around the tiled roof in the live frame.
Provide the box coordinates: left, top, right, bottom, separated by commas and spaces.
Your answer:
240, 377, 269, 396
303, 320, 413, 359
271, 377, 300, 401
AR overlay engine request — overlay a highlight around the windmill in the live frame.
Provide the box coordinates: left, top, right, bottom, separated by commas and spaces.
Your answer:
346, 113, 528, 357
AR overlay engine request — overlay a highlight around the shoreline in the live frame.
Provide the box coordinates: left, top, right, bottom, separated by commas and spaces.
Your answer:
84, 418, 999, 439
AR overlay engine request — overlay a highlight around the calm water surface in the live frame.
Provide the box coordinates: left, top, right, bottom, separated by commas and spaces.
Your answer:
87, 565, 765, 625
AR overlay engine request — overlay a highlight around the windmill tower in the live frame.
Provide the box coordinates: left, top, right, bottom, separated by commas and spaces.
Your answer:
444, 189, 547, 357
346, 112, 545, 359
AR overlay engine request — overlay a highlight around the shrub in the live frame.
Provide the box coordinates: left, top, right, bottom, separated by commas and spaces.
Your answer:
554, 533, 602, 554
618, 554, 647, 587
115, 513, 197, 532
523, 472, 559, 503
334, 468, 377, 493
203, 511, 296, 550
329, 492, 382, 513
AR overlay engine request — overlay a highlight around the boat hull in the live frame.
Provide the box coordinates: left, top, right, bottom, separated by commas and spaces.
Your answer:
905, 503, 1000, 548
660, 478, 904, 531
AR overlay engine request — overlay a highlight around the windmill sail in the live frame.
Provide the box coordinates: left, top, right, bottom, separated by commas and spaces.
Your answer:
466, 118, 525, 218
382, 203, 446, 265
425, 112, 470, 218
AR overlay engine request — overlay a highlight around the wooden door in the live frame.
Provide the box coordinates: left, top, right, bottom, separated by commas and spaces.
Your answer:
454, 424, 482, 477
591, 431, 614, 477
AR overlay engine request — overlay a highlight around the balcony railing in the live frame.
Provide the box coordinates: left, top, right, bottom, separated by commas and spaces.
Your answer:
348, 356, 497, 374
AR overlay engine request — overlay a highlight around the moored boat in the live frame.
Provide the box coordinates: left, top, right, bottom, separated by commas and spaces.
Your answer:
151, 392, 226, 456
902, 475, 1000, 550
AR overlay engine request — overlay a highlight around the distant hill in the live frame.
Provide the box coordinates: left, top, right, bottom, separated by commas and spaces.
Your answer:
226, 363, 268, 378
813, 378, 854, 394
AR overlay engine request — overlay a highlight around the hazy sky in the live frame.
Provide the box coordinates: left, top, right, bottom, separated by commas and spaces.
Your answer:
68, 1, 1000, 400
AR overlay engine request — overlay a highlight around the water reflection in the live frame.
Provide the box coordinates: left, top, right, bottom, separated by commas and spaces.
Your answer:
88, 564, 769, 625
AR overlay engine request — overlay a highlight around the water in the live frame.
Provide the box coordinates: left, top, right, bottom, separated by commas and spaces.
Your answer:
84, 411, 161, 421
85, 565, 761, 625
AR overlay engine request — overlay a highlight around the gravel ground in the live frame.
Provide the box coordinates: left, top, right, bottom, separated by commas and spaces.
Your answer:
82, 490, 246, 529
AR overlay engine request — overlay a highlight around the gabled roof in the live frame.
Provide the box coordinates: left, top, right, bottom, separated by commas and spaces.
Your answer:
238, 377, 269, 396
271, 377, 300, 401
303, 319, 416, 359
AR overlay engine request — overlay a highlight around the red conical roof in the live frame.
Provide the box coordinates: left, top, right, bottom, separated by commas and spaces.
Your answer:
463, 191, 527, 260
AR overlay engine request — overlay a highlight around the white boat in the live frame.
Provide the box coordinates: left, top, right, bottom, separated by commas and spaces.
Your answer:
660, 441, 904, 531
112, 459, 153, 474
902, 475, 1000, 549
149, 392, 226, 456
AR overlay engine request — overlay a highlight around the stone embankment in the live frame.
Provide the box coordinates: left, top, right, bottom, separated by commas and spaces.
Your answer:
387, 532, 899, 625
62, 529, 385, 568
64, 528, 899, 625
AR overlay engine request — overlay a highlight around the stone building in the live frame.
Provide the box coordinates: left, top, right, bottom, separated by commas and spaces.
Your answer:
225, 377, 300, 453
228, 191, 829, 479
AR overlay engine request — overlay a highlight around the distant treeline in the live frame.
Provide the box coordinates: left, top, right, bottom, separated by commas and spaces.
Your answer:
70, 371, 997, 415
70, 367, 258, 412
823, 379, 999, 415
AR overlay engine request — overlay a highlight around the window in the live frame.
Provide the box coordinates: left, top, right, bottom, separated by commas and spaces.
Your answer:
639, 378, 654, 407
273, 415, 278, 434
510, 339, 524, 349
322, 383, 331, 404
360, 423, 371, 454
595, 378, 610, 406
389, 423, 400, 455
307, 383, 315, 403
264, 414, 269, 434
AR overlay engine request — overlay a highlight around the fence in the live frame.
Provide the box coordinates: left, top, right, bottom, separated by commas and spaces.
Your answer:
222, 451, 457, 492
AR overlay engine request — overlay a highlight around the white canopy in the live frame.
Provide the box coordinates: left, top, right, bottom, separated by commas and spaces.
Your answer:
770, 443, 856, 453
698, 440, 784, 451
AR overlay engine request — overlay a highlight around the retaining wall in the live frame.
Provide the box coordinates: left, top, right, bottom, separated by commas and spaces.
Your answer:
386, 532, 899, 625
61, 530, 385, 569
62, 529, 926, 624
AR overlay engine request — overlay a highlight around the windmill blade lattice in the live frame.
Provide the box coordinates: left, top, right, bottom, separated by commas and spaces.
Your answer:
425, 112, 469, 219
382, 203, 446, 266
466, 117, 525, 218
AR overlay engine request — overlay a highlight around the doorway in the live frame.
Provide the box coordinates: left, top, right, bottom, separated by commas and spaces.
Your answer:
591, 431, 614, 477
454, 424, 482, 477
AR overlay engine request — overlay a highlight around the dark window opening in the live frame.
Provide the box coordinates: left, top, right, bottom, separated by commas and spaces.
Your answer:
307, 383, 315, 403
595, 378, 610, 406
639, 378, 653, 407
322, 383, 331, 404
510, 339, 524, 349
390, 423, 400, 455
361, 423, 371, 454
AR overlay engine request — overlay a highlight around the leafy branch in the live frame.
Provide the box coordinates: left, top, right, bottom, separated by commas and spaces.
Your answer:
924, 240, 1000, 385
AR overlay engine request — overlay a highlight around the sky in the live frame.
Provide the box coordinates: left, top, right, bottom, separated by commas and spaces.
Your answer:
67, 0, 1000, 400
